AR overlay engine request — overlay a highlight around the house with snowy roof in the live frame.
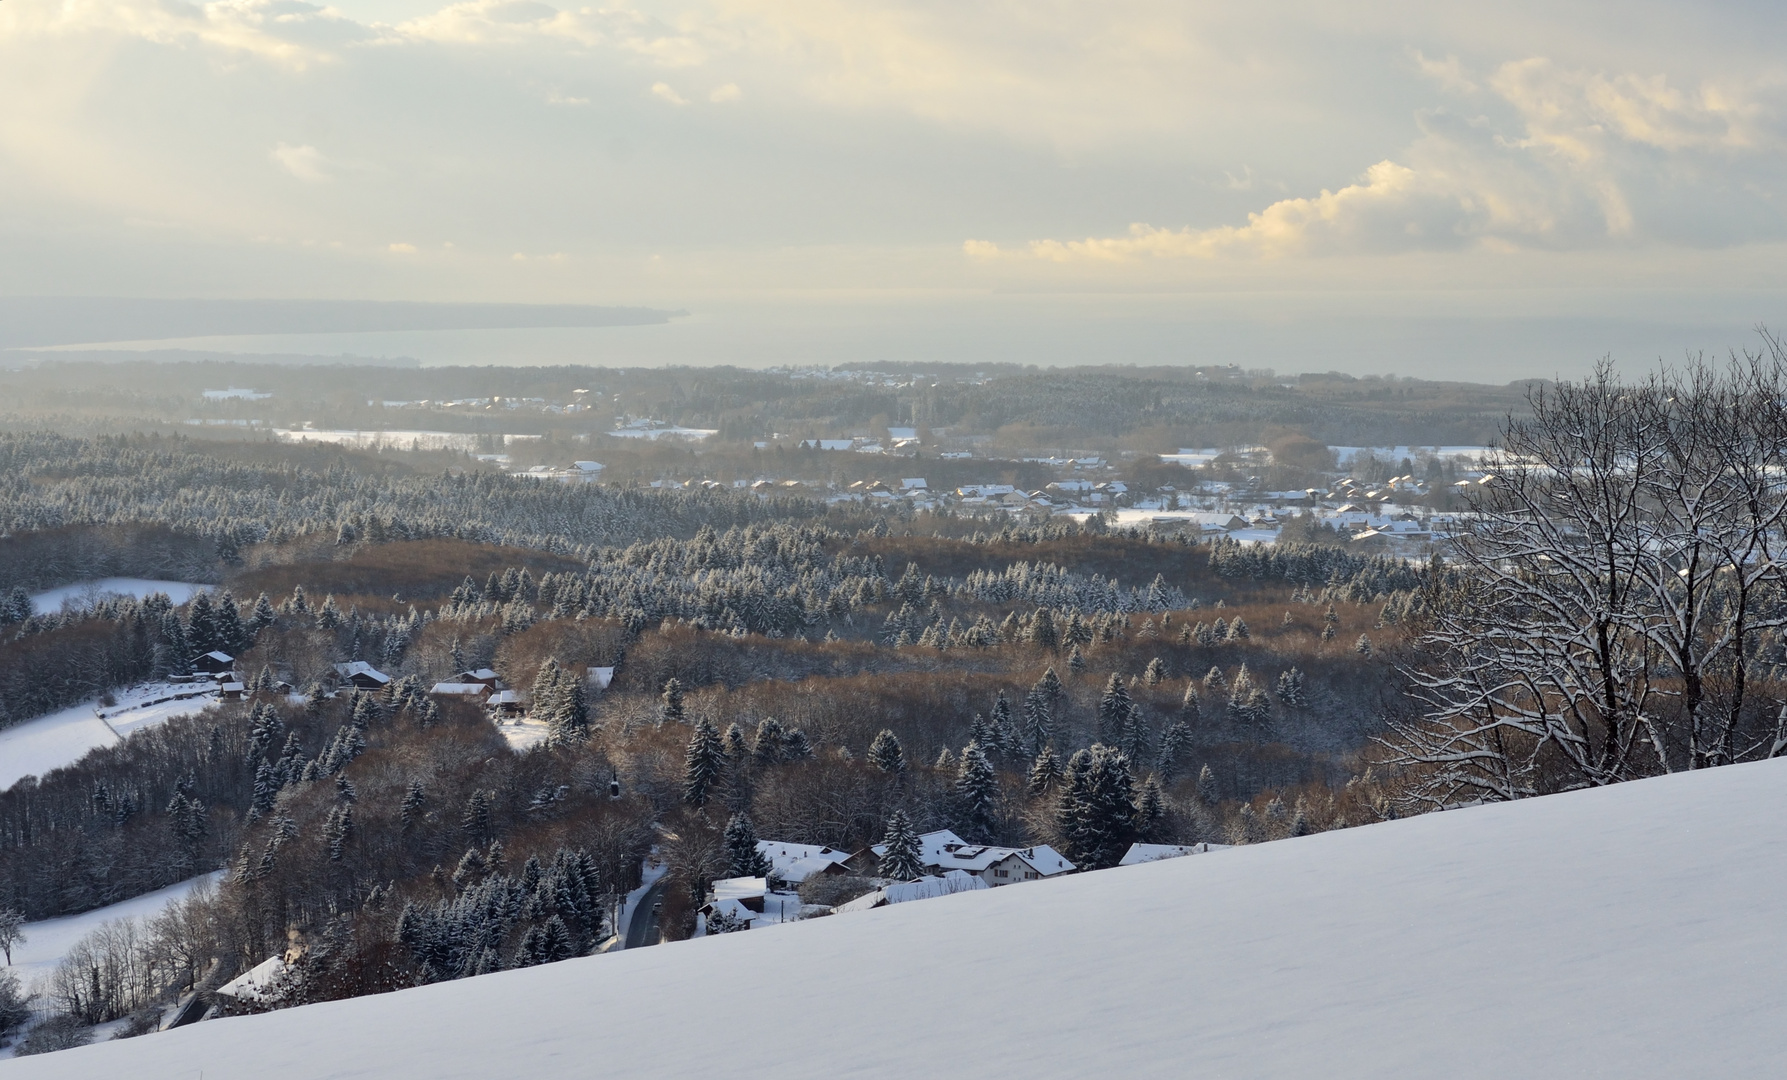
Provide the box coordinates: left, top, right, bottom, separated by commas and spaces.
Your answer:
430, 681, 494, 701
192, 650, 235, 675
333, 661, 391, 689
756, 840, 853, 886
833, 870, 987, 913
852, 830, 1074, 885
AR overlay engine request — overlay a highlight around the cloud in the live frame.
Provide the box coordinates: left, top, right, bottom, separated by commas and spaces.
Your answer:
1017, 58, 1787, 262
392, 1, 708, 65
271, 143, 332, 183
651, 81, 688, 105
709, 83, 742, 103
0, 0, 358, 69
388, 242, 417, 253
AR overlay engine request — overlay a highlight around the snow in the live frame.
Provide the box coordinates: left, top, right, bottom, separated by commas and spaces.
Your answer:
29, 578, 207, 616
0, 684, 219, 791
6, 874, 223, 1000
13, 760, 1787, 1078
494, 714, 552, 752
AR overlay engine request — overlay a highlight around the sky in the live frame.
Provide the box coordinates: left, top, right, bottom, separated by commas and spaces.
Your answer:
4, 0, 1786, 376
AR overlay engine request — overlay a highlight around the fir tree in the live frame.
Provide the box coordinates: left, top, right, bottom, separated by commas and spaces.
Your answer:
781, 728, 814, 761
752, 717, 786, 765
722, 813, 772, 878
659, 678, 686, 726
1195, 764, 1219, 806
1143, 657, 1168, 686
549, 676, 589, 746
1355, 633, 1373, 656
400, 780, 426, 831
954, 740, 999, 840
185, 592, 219, 656
1056, 745, 1137, 871
1067, 644, 1086, 677
1274, 667, 1306, 707
1027, 744, 1064, 796
1021, 688, 1053, 759
1225, 617, 1250, 641
683, 718, 726, 807
460, 789, 492, 845
1030, 607, 1059, 651
868, 729, 907, 775
531, 658, 565, 722
878, 809, 924, 881
248, 592, 278, 636
1136, 776, 1165, 841
1096, 673, 1133, 745
1157, 720, 1194, 784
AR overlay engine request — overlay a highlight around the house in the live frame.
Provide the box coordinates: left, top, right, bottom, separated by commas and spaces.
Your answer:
756, 840, 853, 885
431, 681, 494, 701
925, 841, 1075, 885
333, 661, 392, 690
707, 876, 768, 914
901, 477, 928, 491
192, 650, 235, 676
488, 689, 524, 717
852, 828, 968, 876
218, 680, 246, 702
457, 669, 502, 688
833, 870, 987, 913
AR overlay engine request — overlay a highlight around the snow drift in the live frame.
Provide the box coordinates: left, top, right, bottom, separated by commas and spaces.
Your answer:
12, 759, 1787, 1078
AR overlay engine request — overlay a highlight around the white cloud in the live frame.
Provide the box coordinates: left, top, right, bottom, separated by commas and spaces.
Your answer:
271, 142, 333, 183
0, 0, 358, 69
1018, 58, 1787, 262
709, 83, 742, 103
651, 81, 688, 105
389, 242, 417, 252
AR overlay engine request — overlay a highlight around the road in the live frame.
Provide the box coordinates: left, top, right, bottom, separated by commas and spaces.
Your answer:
624, 877, 668, 949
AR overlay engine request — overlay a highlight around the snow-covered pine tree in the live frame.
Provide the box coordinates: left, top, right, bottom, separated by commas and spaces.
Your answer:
1143, 657, 1168, 686
683, 718, 726, 807
659, 678, 686, 726
400, 780, 426, 832
532, 658, 565, 721
1355, 633, 1373, 656
1136, 776, 1165, 841
955, 740, 999, 840
1022, 688, 1053, 759
1274, 667, 1306, 707
868, 729, 907, 775
1096, 673, 1133, 745
1027, 744, 1064, 795
723, 813, 773, 878
1156, 719, 1194, 784
878, 809, 924, 881
1056, 745, 1137, 871
753, 717, 786, 765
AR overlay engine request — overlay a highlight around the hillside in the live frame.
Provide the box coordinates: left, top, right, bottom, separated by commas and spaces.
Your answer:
11, 760, 1787, 1078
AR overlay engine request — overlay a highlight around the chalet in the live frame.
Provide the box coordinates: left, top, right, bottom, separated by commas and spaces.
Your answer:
192, 650, 235, 676
430, 681, 494, 702
756, 840, 853, 886
456, 669, 502, 689
925, 841, 1075, 885
332, 661, 392, 690
218, 680, 247, 702
488, 689, 524, 716
708, 876, 768, 913
851, 828, 968, 876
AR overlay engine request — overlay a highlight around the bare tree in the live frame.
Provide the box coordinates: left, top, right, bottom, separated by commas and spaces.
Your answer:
1389, 340, 1787, 809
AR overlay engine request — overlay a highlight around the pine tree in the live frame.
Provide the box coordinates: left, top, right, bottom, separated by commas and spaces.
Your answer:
1179, 682, 1202, 724
1030, 607, 1059, 651
753, 717, 786, 765
460, 789, 492, 845
548, 677, 589, 746
1136, 776, 1165, 841
1056, 746, 1137, 870
1274, 667, 1306, 707
878, 809, 924, 881
248, 592, 278, 636
683, 719, 726, 807
868, 729, 907, 775
317, 594, 343, 630
1096, 673, 1132, 745
1143, 657, 1168, 686
1195, 764, 1219, 806
1021, 688, 1053, 759
400, 780, 426, 831
532, 658, 564, 722
781, 729, 814, 761
1225, 617, 1250, 641
1067, 644, 1086, 677
1156, 720, 1194, 784
955, 740, 999, 840
1354, 633, 1373, 657
185, 592, 219, 656
1120, 684, 1152, 764
722, 813, 772, 878
659, 678, 686, 726
1027, 744, 1064, 796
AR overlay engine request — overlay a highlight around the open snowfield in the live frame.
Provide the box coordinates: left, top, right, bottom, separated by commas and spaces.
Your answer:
4, 875, 221, 1003
10, 758, 1787, 1078
0, 685, 216, 790
28, 579, 207, 616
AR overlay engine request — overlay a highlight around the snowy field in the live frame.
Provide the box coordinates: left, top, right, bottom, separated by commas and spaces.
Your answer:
0, 684, 217, 790
4, 874, 222, 1004
12, 758, 1787, 1078
493, 715, 552, 752
29, 578, 207, 616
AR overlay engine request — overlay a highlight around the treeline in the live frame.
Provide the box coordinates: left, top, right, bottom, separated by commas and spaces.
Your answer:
0, 524, 221, 596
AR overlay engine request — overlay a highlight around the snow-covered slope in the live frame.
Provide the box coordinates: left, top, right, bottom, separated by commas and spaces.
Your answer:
13, 760, 1787, 1079
6, 875, 221, 1002
0, 688, 215, 790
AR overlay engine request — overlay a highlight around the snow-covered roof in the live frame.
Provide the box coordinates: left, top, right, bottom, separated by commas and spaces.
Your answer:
758, 840, 852, 883
711, 876, 768, 902
835, 870, 987, 913
333, 661, 391, 685
870, 829, 967, 866
201, 650, 234, 663
431, 682, 491, 696
932, 842, 1075, 876
1120, 843, 1210, 866
215, 953, 287, 1000
459, 668, 500, 681
489, 690, 522, 705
